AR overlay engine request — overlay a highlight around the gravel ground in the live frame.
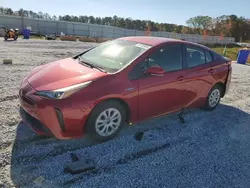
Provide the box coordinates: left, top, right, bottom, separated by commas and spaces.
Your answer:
0, 39, 250, 188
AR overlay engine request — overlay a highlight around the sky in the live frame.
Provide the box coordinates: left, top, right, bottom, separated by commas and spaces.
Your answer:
1, 0, 250, 25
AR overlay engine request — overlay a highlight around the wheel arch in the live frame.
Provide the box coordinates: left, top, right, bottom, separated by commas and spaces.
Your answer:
110, 98, 131, 122
86, 98, 131, 127
213, 82, 226, 97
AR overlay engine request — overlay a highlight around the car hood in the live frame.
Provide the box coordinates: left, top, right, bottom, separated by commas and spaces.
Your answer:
27, 58, 107, 91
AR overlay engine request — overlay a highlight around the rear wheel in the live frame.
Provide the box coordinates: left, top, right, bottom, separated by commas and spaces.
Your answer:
85, 100, 126, 142
203, 84, 222, 111
14, 34, 18, 40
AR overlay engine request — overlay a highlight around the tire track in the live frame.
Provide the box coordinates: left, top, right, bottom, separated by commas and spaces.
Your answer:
12, 119, 173, 166
0, 95, 19, 103
62, 143, 171, 186
62, 137, 190, 186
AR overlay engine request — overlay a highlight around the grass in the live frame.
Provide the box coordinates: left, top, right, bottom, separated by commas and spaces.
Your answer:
212, 47, 239, 60
211, 46, 250, 64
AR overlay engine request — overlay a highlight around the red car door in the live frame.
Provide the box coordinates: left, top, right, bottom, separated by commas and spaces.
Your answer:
179, 44, 218, 109
137, 43, 197, 121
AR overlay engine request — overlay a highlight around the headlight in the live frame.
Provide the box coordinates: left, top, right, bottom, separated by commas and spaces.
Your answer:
35, 81, 92, 99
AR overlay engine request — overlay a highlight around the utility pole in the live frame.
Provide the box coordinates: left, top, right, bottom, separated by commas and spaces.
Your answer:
21, 12, 24, 29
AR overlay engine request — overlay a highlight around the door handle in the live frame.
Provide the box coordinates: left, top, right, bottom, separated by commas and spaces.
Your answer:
177, 76, 184, 81
208, 68, 214, 73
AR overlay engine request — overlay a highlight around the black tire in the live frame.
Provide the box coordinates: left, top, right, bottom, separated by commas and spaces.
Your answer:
4, 34, 8, 41
203, 84, 222, 111
85, 100, 126, 142
14, 34, 18, 40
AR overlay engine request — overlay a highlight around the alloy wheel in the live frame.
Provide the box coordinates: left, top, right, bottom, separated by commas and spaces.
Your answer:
95, 108, 122, 137
208, 88, 220, 108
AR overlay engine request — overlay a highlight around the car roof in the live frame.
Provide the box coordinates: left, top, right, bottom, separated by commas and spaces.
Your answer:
119, 36, 210, 50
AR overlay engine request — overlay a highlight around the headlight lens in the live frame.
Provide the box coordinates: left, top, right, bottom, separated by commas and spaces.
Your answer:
35, 81, 92, 99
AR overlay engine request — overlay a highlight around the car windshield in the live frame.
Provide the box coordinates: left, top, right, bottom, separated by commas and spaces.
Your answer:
79, 39, 152, 73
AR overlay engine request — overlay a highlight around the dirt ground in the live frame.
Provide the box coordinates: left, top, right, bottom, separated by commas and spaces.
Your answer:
0, 39, 250, 188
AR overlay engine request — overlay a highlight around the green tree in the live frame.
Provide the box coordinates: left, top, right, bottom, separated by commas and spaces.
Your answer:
6, 8, 13, 15
186, 16, 213, 34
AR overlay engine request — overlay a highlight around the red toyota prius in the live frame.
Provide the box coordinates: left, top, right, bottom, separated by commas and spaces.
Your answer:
19, 36, 232, 141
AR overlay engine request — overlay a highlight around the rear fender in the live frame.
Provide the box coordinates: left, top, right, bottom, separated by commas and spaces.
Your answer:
223, 62, 232, 97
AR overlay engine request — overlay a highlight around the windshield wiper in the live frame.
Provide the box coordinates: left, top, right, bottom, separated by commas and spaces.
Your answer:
93, 65, 107, 73
77, 57, 107, 73
77, 57, 93, 68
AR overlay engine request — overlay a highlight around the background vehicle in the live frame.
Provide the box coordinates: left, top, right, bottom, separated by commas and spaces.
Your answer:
19, 37, 232, 141
4, 28, 19, 40
45, 33, 56, 40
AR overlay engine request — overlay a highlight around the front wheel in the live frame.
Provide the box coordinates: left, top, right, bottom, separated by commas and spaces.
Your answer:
203, 85, 222, 111
85, 100, 126, 142
4, 34, 8, 41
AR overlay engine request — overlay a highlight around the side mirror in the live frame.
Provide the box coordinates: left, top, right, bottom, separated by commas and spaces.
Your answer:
146, 66, 164, 76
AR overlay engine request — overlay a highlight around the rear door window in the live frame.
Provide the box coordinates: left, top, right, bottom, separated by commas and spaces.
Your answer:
185, 45, 206, 68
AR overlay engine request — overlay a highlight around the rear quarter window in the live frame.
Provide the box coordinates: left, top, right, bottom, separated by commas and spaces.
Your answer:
205, 50, 213, 63
211, 51, 226, 62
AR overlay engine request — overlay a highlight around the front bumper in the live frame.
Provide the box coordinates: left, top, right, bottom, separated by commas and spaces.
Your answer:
18, 83, 91, 139
19, 107, 53, 136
